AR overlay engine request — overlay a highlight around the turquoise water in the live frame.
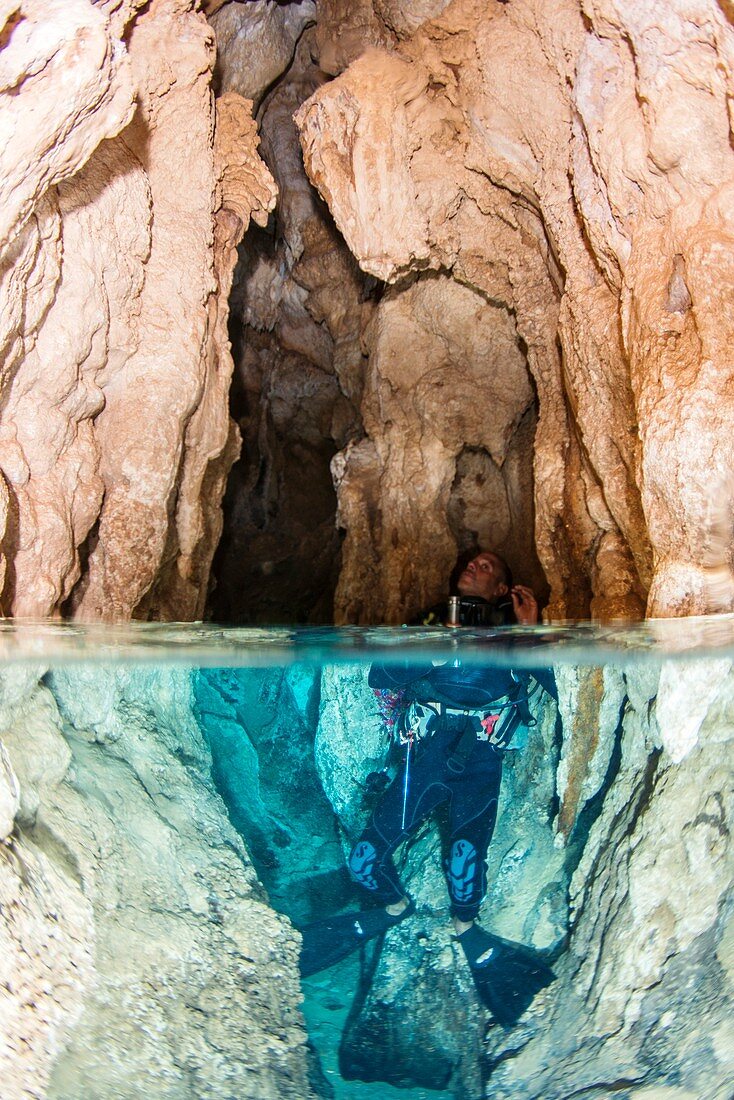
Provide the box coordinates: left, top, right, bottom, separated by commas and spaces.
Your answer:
1, 619, 733, 1099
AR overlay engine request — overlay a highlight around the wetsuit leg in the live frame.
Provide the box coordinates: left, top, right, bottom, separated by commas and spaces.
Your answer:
444, 744, 503, 922
348, 729, 454, 906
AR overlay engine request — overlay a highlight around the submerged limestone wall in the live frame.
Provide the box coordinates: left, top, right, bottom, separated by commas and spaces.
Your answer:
0, 647, 731, 1099
505, 659, 734, 1100
0, 662, 310, 1099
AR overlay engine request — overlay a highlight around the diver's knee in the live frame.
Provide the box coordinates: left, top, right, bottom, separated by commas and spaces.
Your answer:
348, 839, 379, 890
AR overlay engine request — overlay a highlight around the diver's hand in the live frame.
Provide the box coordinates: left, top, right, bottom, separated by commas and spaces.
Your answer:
511, 585, 538, 625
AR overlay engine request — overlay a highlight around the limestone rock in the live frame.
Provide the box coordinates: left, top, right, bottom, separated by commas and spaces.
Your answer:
0, 665, 311, 1099
314, 664, 388, 838
215, 90, 279, 233
554, 664, 627, 839
210, 0, 317, 106
311, 0, 395, 76
297, 49, 436, 284
482, 661, 734, 1100
332, 274, 539, 623
374, 0, 456, 39
0, 738, 19, 839
134, 91, 277, 621
0, 0, 135, 254
195, 664, 350, 923
0, 0, 276, 620
210, 36, 364, 624
70, 3, 222, 621
296, 0, 734, 620
340, 914, 484, 1097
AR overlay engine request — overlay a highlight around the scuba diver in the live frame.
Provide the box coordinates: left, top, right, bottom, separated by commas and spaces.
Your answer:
299, 550, 556, 1027
415, 549, 539, 628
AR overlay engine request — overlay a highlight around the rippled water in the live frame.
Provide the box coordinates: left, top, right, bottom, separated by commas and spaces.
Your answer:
2, 613, 734, 665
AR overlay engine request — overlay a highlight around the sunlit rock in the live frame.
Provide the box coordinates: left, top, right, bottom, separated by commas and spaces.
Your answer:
0, 1, 276, 620
332, 273, 539, 623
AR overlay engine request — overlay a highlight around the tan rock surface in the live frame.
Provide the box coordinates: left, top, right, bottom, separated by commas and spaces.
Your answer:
134, 91, 277, 620
210, 31, 365, 622
7, 0, 732, 625
0, 0, 274, 620
298, 0, 734, 620
209, 0, 316, 106
334, 273, 538, 623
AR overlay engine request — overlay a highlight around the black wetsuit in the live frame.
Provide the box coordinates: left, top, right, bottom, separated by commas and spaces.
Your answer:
349, 595, 555, 921
413, 594, 515, 627
350, 660, 519, 921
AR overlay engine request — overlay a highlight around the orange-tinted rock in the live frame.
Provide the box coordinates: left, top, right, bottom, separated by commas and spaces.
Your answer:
0, 1, 275, 620
297, 0, 734, 619
333, 273, 538, 623
209, 0, 316, 106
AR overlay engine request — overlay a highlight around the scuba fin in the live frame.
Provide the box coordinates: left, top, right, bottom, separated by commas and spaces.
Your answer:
457, 924, 555, 1026
299, 900, 416, 978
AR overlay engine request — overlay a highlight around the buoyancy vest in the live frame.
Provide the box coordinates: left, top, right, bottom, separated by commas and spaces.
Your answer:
368, 661, 521, 710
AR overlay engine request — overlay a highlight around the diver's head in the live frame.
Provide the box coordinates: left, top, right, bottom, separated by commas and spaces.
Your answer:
456, 551, 513, 603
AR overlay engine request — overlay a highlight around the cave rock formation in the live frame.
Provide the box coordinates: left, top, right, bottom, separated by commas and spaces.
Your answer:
293, 0, 734, 621
0, 661, 311, 1099
0, 0, 277, 621
3, 1, 734, 621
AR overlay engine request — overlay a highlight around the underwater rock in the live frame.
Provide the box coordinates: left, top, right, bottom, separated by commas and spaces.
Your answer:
0, 665, 311, 1099
340, 915, 484, 1097
554, 665, 627, 841
211, 655, 732, 1099
482, 662, 734, 1100
195, 665, 351, 924
0, 739, 19, 838
314, 665, 390, 839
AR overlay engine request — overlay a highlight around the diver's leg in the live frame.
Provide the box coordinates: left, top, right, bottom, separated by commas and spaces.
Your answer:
348, 735, 451, 907
444, 745, 503, 939
445, 758, 557, 1028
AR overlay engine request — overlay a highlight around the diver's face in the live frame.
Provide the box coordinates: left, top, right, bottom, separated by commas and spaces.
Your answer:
457, 552, 508, 602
